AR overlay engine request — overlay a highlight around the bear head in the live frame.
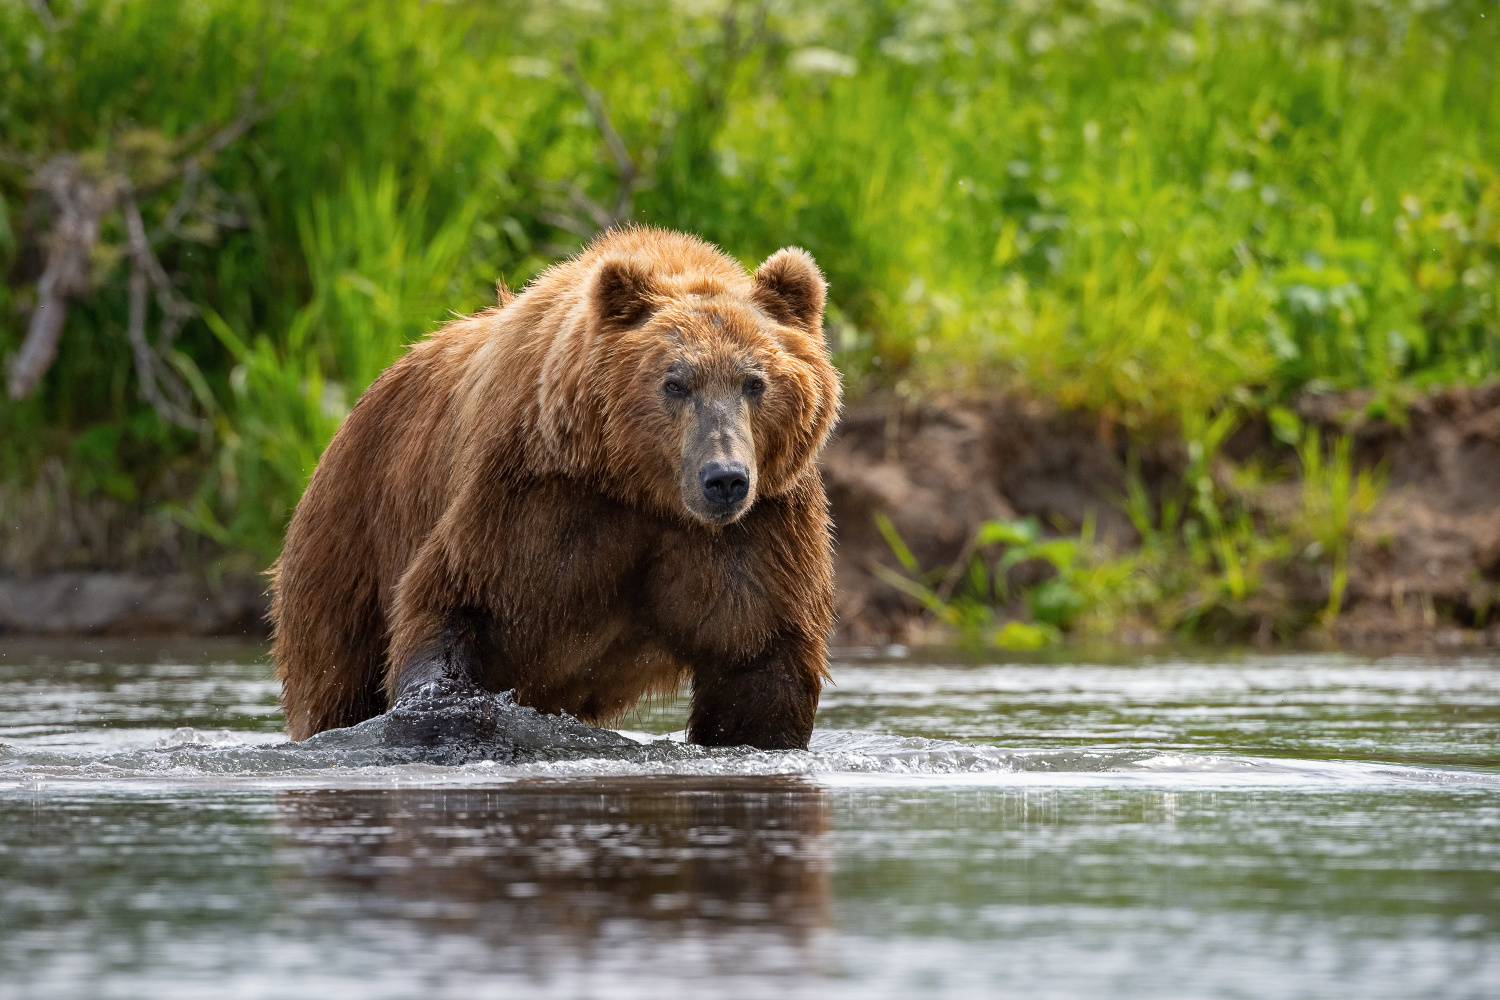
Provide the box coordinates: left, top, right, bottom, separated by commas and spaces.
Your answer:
548, 236, 842, 528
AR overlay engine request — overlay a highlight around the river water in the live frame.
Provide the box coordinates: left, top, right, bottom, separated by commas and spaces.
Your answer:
1, 639, 1497, 998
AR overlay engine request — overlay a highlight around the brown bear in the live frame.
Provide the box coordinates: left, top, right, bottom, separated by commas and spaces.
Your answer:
271, 226, 842, 751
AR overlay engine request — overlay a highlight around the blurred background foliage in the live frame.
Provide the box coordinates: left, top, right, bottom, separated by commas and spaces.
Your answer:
1, 0, 1497, 571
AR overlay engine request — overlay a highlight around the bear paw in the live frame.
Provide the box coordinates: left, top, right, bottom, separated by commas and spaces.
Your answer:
381, 681, 639, 765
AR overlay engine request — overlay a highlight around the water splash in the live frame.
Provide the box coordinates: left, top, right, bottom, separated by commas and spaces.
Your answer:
155, 727, 238, 748
2, 685, 1496, 792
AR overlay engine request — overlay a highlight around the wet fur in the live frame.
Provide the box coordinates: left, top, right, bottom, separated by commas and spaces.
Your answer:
271, 227, 841, 748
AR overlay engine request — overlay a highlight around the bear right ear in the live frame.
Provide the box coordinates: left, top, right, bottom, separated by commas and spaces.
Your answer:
591, 256, 659, 333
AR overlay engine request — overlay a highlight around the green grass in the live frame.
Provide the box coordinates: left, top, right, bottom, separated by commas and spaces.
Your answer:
1, 0, 1497, 569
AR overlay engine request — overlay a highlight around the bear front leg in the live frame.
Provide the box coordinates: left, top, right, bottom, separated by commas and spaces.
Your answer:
390, 612, 490, 702
688, 632, 825, 750
383, 611, 509, 754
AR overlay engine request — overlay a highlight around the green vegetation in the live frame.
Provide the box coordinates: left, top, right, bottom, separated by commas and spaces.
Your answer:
1, 0, 1496, 585
877, 417, 1387, 647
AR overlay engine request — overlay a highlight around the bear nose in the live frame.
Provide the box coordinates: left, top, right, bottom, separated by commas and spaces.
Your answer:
700, 461, 750, 506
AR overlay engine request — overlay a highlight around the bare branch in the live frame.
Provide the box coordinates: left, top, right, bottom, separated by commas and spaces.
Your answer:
0, 145, 39, 171
8, 156, 115, 400
534, 175, 618, 239
28, 0, 58, 31
8, 265, 72, 400
534, 7, 769, 245
198, 101, 264, 158
538, 241, 584, 260
649, 88, 680, 175
121, 186, 203, 428
132, 96, 268, 199
560, 60, 638, 191
152, 158, 202, 243
560, 178, 618, 231
558, 59, 642, 231
8, 92, 262, 399
536, 209, 597, 239
125, 258, 156, 403
30, 0, 89, 33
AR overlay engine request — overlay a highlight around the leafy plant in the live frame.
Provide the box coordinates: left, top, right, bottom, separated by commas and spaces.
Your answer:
873, 512, 1135, 649
874, 406, 1385, 646
174, 169, 487, 564
1291, 427, 1387, 622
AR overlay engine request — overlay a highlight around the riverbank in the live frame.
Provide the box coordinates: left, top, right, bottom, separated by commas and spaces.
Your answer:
825, 384, 1500, 649
3, 384, 1498, 648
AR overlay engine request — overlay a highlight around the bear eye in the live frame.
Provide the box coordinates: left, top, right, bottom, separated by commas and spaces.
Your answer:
744, 376, 767, 397
664, 379, 690, 398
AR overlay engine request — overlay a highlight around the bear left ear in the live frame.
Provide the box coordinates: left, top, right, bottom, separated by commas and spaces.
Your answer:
752, 247, 826, 332
592, 255, 660, 333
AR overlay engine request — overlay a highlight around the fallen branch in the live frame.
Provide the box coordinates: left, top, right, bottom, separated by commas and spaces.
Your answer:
5, 98, 263, 424
7, 156, 118, 400
121, 185, 202, 429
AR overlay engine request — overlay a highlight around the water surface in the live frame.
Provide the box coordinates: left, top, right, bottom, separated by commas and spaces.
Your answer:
2, 640, 1497, 998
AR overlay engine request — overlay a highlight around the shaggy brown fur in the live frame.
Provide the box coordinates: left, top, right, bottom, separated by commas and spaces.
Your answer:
271, 227, 842, 749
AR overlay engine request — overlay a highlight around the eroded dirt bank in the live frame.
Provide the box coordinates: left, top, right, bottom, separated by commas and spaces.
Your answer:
823, 385, 1500, 648
3, 385, 1499, 647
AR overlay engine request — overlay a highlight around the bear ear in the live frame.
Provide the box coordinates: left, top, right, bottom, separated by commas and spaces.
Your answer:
752, 247, 826, 332
591, 256, 660, 333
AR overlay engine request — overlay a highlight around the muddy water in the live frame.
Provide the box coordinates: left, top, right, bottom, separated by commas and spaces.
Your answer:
1, 641, 1497, 998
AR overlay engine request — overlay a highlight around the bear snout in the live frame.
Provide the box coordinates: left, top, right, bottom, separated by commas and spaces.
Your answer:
700, 460, 750, 507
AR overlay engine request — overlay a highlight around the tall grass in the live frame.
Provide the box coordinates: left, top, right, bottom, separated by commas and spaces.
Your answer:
1, 0, 1496, 567
179, 169, 487, 564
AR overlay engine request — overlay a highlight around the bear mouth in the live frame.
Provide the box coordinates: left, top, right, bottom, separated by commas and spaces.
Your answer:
682, 486, 756, 527
696, 497, 751, 525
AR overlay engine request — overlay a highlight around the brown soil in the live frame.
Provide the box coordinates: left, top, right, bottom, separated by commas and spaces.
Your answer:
1306, 384, 1500, 647
823, 394, 1161, 644
822, 385, 1500, 649
4, 385, 1500, 647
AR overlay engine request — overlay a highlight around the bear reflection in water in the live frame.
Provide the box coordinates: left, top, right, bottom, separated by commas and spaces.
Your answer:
274, 778, 829, 947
